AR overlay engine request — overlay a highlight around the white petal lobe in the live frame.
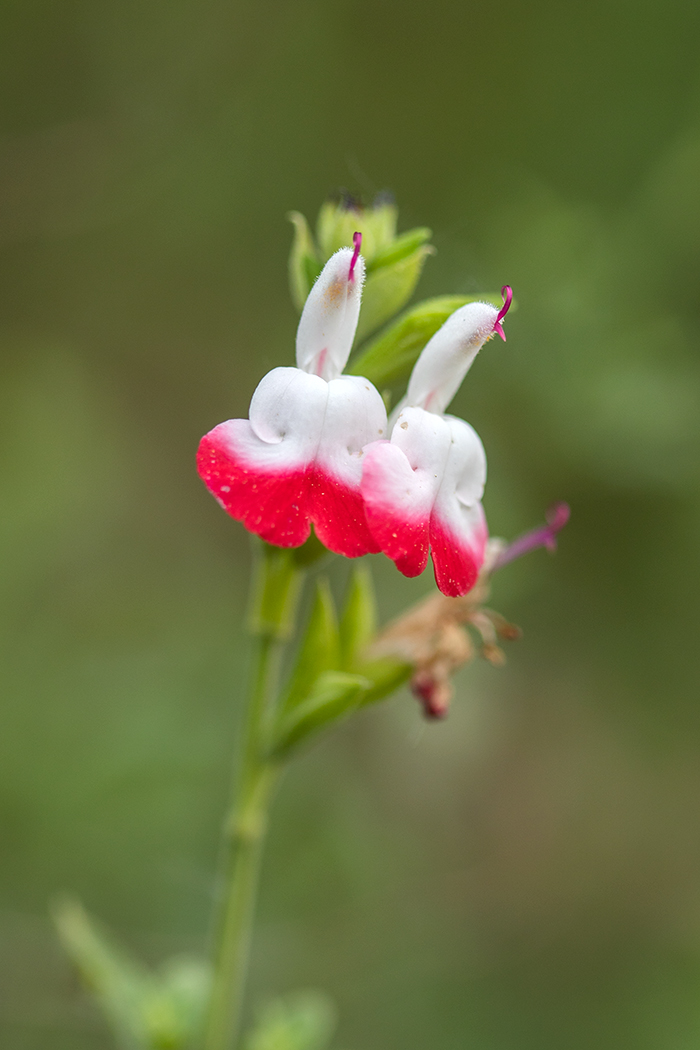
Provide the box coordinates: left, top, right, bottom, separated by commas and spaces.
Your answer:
318, 375, 388, 486
247, 366, 329, 467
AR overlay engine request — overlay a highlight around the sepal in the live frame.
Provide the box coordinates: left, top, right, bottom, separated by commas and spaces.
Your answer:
288, 212, 321, 312
243, 990, 336, 1050
279, 578, 340, 712
339, 566, 412, 703
339, 563, 378, 669
270, 671, 371, 758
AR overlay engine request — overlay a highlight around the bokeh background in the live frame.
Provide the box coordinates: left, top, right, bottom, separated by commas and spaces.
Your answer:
3, 0, 700, 1047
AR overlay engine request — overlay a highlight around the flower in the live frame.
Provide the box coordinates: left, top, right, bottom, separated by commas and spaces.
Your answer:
197, 235, 388, 557
360, 288, 512, 596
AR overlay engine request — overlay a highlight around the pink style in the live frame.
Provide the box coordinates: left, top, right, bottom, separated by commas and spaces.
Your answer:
197, 235, 388, 558
361, 288, 512, 597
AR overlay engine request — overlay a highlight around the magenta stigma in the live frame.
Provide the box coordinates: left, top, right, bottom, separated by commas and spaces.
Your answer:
349, 231, 362, 280
493, 284, 513, 341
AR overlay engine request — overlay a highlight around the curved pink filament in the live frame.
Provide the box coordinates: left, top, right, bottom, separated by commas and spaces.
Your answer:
493, 284, 513, 342
349, 231, 362, 280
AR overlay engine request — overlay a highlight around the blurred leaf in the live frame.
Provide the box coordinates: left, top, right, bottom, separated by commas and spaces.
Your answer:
243, 990, 336, 1050
53, 899, 210, 1050
354, 245, 434, 344
53, 897, 152, 1050
288, 211, 321, 312
366, 226, 432, 273
339, 563, 378, 671
271, 671, 371, 757
279, 578, 340, 713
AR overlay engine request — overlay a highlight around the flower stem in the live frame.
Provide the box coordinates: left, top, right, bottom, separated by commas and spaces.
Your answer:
202, 543, 306, 1050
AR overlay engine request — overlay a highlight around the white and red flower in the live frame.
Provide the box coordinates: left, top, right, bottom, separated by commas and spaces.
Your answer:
361, 288, 512, 596
197, 235, 388, 557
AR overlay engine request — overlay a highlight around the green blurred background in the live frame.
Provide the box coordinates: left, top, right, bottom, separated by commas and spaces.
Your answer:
3, 0, 700, 1046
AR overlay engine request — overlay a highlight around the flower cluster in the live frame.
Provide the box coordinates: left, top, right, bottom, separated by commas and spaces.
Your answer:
197, 233, 512, 597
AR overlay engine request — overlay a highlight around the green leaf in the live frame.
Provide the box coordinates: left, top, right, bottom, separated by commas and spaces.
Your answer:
287, 212, 321, 312
271, 671, 371, 757
349, 294, 503, 388
243, 990, 336, 1050
53, 898, 152, 1050
280, 578, 340, 713
365, 226, 432, 273
354, 244, 434, 343
339, 564, 378, 671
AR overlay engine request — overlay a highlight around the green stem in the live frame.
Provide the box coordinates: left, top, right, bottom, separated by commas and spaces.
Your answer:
203, 542, 308, 1050
203, 634, 280, 1050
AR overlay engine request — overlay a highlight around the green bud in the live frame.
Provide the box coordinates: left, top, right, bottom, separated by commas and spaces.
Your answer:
339, 563, 378, 670
315, 193, 399, 263
288, 211, 321, 312
366, 193, 399, 252
354, 244, 434, 343
349, 294, 504, 388
279, 578, 340, 713
316, 196, 364, 260
271, 671, 371, 758
53, 897, 150, 1047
